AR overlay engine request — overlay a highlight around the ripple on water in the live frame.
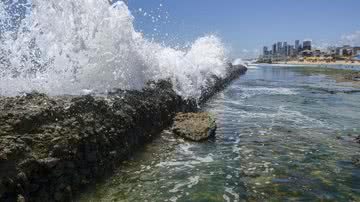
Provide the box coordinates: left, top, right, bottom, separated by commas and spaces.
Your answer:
79, 66, 360, 202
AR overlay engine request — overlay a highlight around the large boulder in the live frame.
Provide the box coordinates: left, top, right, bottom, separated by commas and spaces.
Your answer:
172, 112, 217, 141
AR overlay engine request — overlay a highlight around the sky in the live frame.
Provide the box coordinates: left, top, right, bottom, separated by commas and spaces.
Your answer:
128, 0, 360, 58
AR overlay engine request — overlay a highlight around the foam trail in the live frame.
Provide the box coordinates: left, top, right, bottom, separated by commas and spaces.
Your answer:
0, 0, 228, 99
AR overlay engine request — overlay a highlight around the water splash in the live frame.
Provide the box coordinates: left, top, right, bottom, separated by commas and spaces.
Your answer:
232, 58, 245, 66
0, 0, 228, 98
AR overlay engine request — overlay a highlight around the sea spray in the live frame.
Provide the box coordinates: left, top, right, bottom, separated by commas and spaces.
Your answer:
232, 58, 246, 66
0, 0, 228, 98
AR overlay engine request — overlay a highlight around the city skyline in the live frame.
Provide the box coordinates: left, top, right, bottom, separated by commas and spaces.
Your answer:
258, 38, 360, 64
128, 0, 360, 59
1, 0, 360, 59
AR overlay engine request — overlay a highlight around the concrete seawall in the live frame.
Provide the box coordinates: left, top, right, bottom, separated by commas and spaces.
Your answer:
0, 65, 247, 202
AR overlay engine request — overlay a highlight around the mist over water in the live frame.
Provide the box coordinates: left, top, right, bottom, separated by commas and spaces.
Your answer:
0, 0, 228, 98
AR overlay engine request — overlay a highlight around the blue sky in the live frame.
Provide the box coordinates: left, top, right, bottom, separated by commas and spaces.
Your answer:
128, 0, 360, 58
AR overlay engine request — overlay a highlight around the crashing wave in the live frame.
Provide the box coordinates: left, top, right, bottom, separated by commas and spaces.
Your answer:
0, 0, 228, 99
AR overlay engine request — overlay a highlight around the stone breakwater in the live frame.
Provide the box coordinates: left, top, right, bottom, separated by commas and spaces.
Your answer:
0, 65, 247, 202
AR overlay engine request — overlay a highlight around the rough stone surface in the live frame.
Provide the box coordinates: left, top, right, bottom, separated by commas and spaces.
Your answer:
0, 65, 247, 202
172, 112, 217, 141
199, 64, 247, 104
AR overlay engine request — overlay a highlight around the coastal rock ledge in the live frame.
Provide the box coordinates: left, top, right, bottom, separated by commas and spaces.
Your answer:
0, 65, 247, 202
172, 112, 217, 141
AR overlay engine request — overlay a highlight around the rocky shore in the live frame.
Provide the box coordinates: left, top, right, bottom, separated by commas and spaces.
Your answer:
0, 65, 247, 201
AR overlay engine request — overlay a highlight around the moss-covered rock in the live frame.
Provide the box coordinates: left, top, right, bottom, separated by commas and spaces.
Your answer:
172, 112, 217, 141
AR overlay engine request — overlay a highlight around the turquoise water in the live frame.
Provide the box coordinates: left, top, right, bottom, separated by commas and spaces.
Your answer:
80, 65, 360, 201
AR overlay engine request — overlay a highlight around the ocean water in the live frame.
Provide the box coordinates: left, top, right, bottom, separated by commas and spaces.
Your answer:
0, 0, 227, 99
79, 65, 360, 201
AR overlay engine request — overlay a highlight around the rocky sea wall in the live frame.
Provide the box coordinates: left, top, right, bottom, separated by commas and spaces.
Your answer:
0, 65, 247, 202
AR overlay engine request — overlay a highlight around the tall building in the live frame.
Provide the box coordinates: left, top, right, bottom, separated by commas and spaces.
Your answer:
303, 41, 312, 51
272, 43, 277, 54
277, 42, 282, 54
295, 40, 300, 52
263, 46, 269, 55
283, 42, 288, 56
289, 45, 295, 56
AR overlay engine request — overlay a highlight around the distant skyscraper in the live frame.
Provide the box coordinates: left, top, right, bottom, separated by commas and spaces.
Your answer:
295, 40, 300, 52
283, 42, 288, 56
263, 46, 269, 55
272, 43, 277, 54
277, 42, 282, 54
288, 45, 293, 56
303, 41, 312, 51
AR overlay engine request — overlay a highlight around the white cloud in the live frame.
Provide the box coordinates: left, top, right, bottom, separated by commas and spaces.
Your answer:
341, 30, 360, 46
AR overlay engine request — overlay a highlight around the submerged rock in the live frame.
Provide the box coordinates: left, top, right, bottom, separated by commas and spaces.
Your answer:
172, 112, 217, 141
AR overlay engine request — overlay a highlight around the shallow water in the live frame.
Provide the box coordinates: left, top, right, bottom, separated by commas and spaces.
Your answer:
79, 65, 360, 201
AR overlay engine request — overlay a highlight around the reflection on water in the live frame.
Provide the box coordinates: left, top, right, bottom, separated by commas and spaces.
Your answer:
79, 66, 360, 201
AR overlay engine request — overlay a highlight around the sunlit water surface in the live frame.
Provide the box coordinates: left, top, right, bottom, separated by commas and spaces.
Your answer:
79, 65, 360, 201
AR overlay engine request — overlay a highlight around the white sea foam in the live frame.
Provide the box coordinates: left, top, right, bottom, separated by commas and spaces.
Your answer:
231, 105, 328, 129
223, 194, 231, 202
234, 86, 298, 99
195, 155, 214, 163
179, 143, 194, 156
225, 187, 240, 202
169, 196, 178, 202
0, 0, 228, 98
156, 156, 214, 168
169, 176, 200, 193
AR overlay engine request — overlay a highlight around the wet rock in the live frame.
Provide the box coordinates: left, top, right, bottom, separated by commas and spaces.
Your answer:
38, 157, 60, 168
0, 65, 247, 201
17, 195, 25, 202
0, 80, 187, 201
199, 64, 247, 104
172, 112, 217, 141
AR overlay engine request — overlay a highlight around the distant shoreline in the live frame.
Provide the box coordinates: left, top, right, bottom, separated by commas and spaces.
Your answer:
273, 60, 360, 67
